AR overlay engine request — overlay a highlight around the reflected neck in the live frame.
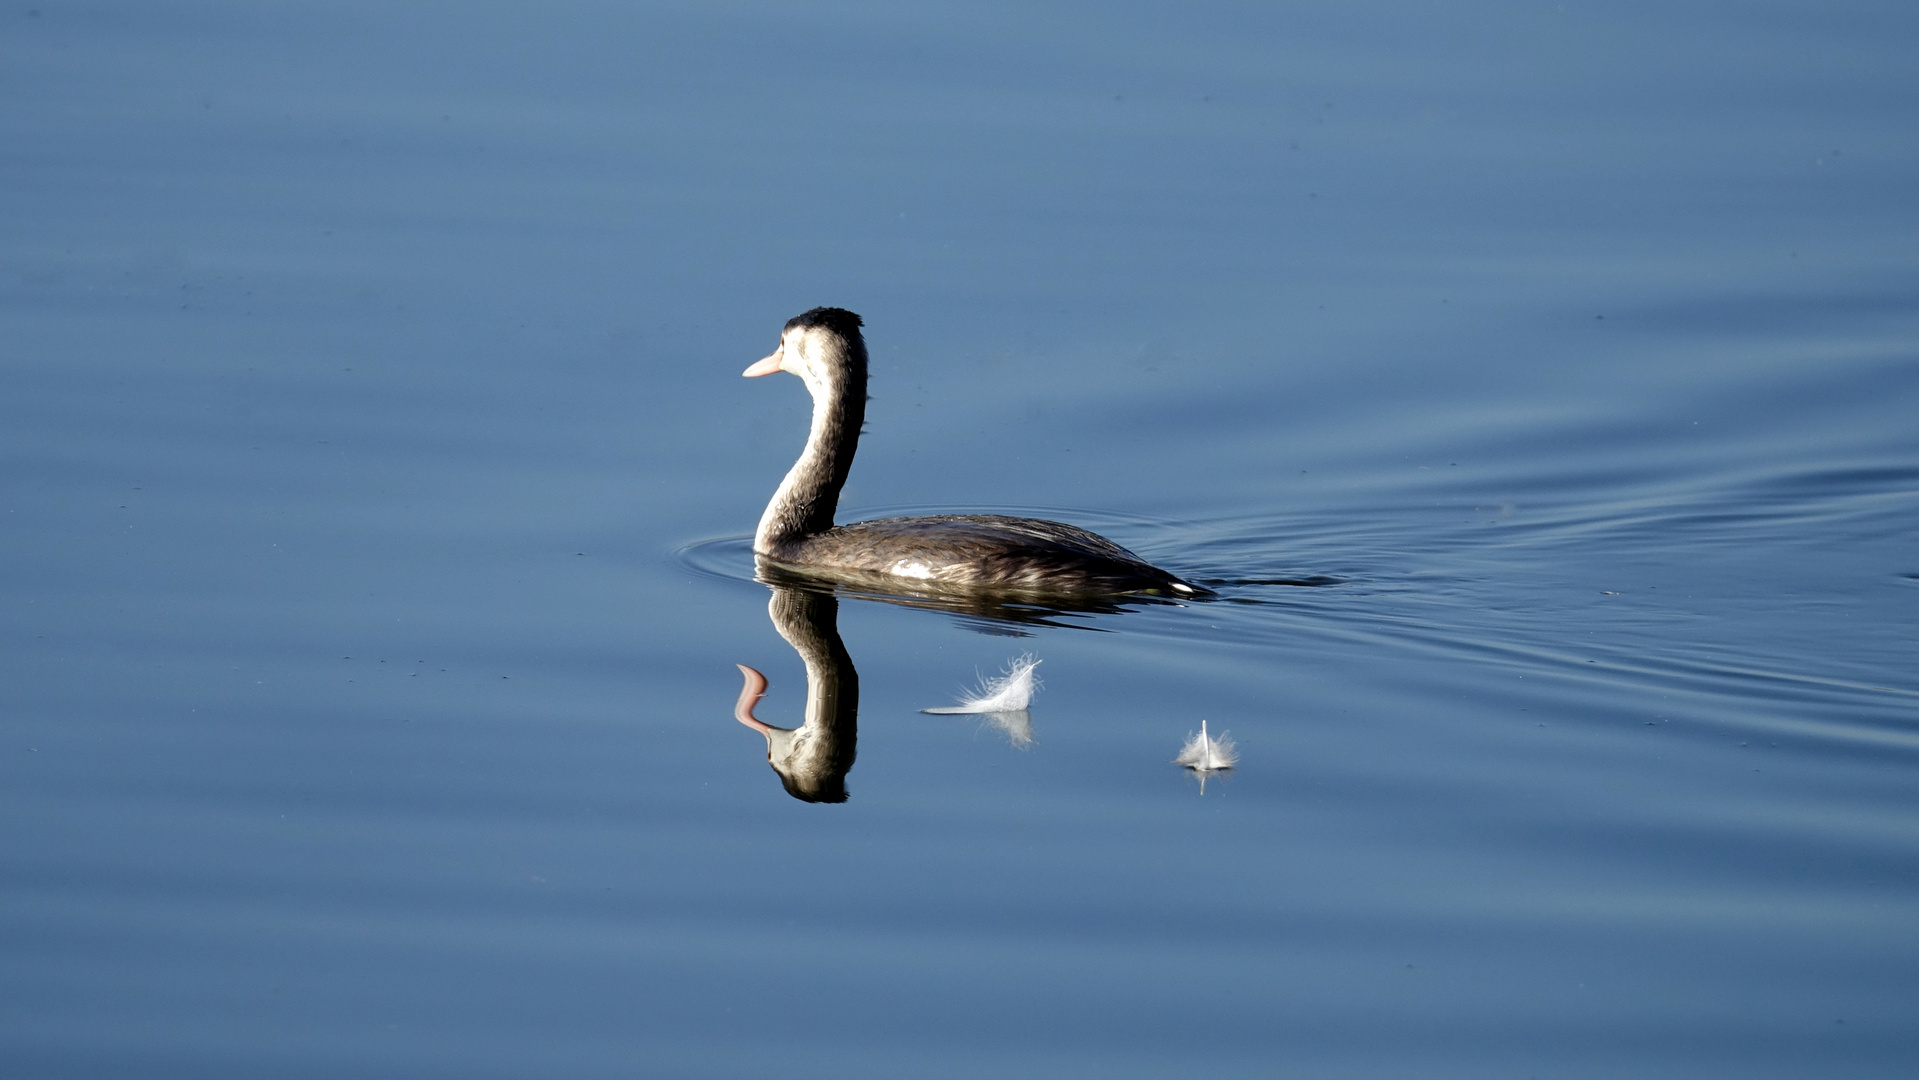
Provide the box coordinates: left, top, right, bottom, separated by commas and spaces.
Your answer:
754, 342, 867, 555
761, 587, 859, 803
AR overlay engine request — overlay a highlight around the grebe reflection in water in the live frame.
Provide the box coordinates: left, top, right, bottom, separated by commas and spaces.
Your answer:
732, 587, 858, 803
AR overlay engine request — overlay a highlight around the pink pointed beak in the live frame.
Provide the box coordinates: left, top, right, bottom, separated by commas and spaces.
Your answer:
734, 664, 774, 733
742, 350, 784, 377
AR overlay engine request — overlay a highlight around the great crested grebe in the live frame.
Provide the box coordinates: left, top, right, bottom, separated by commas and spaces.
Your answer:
744, 307, 1202, 597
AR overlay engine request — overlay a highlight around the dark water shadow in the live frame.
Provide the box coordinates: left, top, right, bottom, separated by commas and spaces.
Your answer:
751, 558, 1192, 634
678, 535, 1219, 634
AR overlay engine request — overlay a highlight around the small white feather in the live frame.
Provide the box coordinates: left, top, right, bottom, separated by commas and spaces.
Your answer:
921, 654, 1042, 714
1174, 720, 1238, 772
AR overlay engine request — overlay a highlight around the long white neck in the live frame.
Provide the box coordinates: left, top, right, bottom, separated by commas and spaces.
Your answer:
754, 338, 867, 555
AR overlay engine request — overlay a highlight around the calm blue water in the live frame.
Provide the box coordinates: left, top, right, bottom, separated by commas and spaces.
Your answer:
4, 2, 1916, 1076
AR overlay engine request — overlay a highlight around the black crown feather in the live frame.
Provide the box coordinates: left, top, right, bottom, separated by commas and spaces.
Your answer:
785, 306, 865, 339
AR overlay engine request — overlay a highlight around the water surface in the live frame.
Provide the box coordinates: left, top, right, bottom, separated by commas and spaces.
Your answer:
3, 2, 1916, 1077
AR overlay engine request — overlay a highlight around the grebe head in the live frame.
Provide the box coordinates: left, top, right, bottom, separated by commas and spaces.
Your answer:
742, 306, 866, 395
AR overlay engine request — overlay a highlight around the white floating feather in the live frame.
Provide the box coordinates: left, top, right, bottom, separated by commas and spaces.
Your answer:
1175, 720, 1238, 773
921, 654, 1042, 715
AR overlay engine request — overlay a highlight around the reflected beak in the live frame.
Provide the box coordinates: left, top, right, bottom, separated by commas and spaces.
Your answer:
742, 350, 784, 377
733, 664, 774, 733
